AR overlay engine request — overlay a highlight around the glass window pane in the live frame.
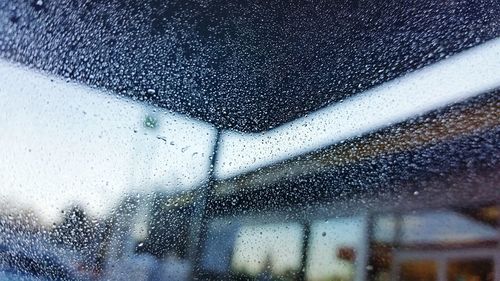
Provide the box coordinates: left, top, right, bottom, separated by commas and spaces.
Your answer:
0, 0, 498, 280
307, 216, 367, 281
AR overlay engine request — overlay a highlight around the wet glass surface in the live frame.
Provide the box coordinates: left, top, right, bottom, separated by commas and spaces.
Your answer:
0, 0, 499, 280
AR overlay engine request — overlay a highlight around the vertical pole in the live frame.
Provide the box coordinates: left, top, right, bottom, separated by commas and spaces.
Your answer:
495, 206, 500, 281
188, 129, 222, 279
299, 221, 311, 281
390, 212, 403, 281
436, 258, 447, 281
357, 213, 374, 281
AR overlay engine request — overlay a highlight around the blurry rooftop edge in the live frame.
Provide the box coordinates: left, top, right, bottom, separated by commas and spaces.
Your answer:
0, 37, 499, 223
216, 37, 500, 178
0, 36, 499, 179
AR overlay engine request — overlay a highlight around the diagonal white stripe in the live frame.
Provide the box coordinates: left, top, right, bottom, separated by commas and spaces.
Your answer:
217, 37, 500, 179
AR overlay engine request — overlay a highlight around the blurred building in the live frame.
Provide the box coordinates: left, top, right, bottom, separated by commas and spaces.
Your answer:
103, 91, 499, 281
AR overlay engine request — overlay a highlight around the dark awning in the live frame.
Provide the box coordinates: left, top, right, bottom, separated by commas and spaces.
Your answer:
0, 0, 498, 132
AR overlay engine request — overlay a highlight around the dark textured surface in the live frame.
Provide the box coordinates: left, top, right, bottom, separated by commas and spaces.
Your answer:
208, 126, 500, 216
1, 0, 499, 132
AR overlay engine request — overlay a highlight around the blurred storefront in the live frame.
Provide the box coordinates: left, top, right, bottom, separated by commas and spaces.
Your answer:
103, 91, 499, 281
